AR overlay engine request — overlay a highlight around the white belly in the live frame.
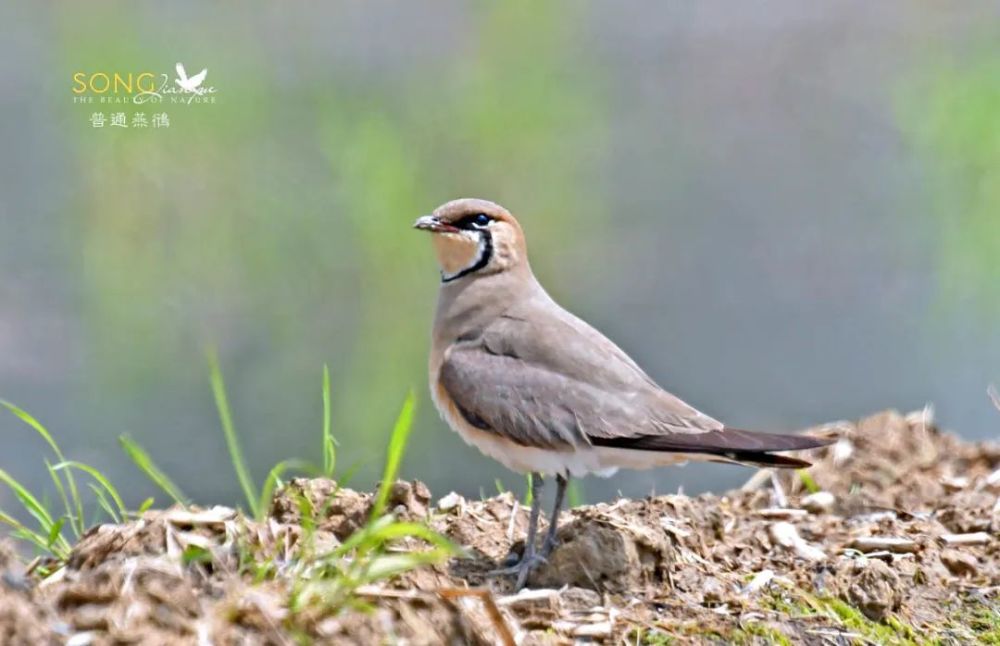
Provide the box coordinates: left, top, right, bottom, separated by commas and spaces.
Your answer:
458, 423, 620, 478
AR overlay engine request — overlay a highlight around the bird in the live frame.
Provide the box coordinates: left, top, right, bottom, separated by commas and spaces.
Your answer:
414, 198, 833, 590
175, 63, 208, 95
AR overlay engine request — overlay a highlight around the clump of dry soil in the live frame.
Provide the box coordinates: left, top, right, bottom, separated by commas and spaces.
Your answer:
1, 409, 999, 644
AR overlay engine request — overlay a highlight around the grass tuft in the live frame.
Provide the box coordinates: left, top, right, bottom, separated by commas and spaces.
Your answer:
2, 400, 85, 538
52, 461, 128, 524
322, 364, 336, 478
369, 390, 416, 519
282, 388, 457, 616
207, 347, 258, 518
0, 468, 71, 557
3, 360, 456, 620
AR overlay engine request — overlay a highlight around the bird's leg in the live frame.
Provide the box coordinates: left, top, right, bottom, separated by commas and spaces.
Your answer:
489, 474, 550, 588
513, 472, 545, 590
540, 473, 568, 559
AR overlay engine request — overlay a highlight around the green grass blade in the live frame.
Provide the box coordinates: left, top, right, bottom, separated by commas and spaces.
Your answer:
363, 520, 457, 551
798, 469, 820, 494
137, 497, 155, 515
44, 459, 75, 537
88, 483, 120, 524
370, 391, 416, 519
1, 400, 85, 537
0, 468, 54, 528
0, 510, 51, 552
339, 520, 459, 590
1, 400, 62, 458
0, 468, 71, 555
567, 480, 585, 508
207, 348, 258, 517
360, 550, 453, 583
46, 516, 67, 548
331, 514, 396, 558
325, 515, 456, 561
118, 435, 188, 507
53, 461, 128, 522
322, 364, 335, 478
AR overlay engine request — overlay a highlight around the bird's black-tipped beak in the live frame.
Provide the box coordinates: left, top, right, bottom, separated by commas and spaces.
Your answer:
413, 215, 457, 233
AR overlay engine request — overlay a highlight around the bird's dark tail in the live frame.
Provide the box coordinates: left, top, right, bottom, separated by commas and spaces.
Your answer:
590, 427, 835, 469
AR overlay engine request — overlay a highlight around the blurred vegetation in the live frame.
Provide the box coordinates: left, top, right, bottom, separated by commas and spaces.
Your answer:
19, 2, 994, 513
47, 1, 607, 497
896, 44, 1000, 319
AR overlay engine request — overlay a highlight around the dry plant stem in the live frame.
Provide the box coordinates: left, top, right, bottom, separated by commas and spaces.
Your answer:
438, 587, 516, 646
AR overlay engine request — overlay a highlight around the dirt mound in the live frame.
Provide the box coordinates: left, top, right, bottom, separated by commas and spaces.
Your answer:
1, 409, 998, 644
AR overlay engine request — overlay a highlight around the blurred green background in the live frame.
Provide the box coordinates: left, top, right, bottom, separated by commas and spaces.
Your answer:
1, 2, 999, 512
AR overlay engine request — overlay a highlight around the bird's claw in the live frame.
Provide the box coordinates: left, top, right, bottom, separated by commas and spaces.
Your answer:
487, 551, 548, 589
513, 551, 547, 590
540, 534, 560, 559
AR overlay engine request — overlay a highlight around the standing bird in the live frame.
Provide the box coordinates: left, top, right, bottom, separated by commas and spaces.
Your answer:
415, 198, 832, 590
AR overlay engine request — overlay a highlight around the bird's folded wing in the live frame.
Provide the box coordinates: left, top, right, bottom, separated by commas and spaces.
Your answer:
440, 344, 635, 449
476, 306, 726, 436
439, 338, 726, 451
439, 340, 832, 464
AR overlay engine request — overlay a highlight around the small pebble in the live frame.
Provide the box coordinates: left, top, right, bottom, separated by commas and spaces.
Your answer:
436, 491, 464, 512
770, 522, 826, 561
940, 549, 978, 577
801, 491, 836, 514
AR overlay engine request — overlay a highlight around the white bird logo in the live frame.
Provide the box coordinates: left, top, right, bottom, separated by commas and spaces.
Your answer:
174, 63, 208, 94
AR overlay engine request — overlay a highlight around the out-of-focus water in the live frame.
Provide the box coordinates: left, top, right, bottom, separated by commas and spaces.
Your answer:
1, 2, 998, 515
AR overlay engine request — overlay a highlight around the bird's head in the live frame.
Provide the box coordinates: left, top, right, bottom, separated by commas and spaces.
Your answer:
414, 198, 528, 283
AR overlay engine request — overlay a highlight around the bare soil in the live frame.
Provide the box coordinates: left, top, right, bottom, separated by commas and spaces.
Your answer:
2, 409, 999, 644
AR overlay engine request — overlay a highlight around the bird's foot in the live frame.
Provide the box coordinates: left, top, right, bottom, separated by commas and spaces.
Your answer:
539, 534, 560, 559
487, 550, 547, 590
513, 551, 547, 590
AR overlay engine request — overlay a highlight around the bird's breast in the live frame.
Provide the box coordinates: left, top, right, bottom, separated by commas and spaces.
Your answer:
427, 344, 615, 477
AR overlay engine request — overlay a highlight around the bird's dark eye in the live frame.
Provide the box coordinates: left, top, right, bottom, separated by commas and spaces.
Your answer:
459, 213, 492, 229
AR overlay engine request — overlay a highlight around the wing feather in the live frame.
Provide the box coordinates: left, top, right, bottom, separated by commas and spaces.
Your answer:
439, 292, 831, 463
439, 344, 633, 450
